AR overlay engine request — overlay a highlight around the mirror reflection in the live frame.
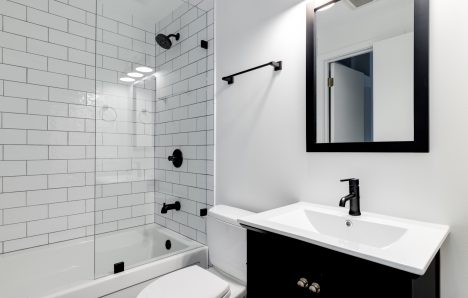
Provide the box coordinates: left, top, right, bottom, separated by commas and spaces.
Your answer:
315, 0, 414, 143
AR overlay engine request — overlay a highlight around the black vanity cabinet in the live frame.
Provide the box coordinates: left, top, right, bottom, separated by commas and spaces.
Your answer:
246, 228, 439, 298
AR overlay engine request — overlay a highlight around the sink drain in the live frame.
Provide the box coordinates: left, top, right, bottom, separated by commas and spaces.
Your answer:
345, 220, 353, 227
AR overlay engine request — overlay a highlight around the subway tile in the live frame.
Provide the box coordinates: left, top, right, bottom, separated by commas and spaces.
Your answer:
102, 31, 132, 49
180, 224, 196, 240
2, 113, 47, 130
48, 173, 86, 188
3, 17, 48, 41
3, 205, 48, 224
28, 100, 68, 117
0, 192, 26, 209
0, 223, 26, 241
118, 47, 145, 65
49, 29, 86, 50
69, 0, 96, 12
27, 38, 67, 60
0, 64, 27, 82
118, 193, 145, 207
0, 129, 27, 144
4, 81, 48, 101
12, 0, 48, 11
48, 58, 85, 77
118, 23, 145, 42
28, 69, 68, 88
103, 207, 131, 223
49, 146, 86, 159
96, 197, 117, 211
0, 161, 26, 176
96, 42, 118, 58
69, 132, 95, 146
68, 185, 94, 201
68, 159, 95, 172
97, 16, 117, 32
68, 212, 94, 229
27, 217, 67, 236
27, 7, 67, 31
69, 48, 95, 66
49, 0, 86, 23
102, 182, 132, 197
48, 117, 85, 132
3, 234, 48, 252
49, 201, 85, 217
118, 216, 145, 230
102, 56, 132, 72
3, 175, 47, 192
96, 68, 117, 83
49, 87, 87, 105
0, 96, 27, 113
0, 31, 26, 51
49, 227, 86, 243
69, 21, 95, 39
3, 48, 47, 70
69, 76, 95, 93
4, 145, 48, 160
27, 188, 67, 206
28, 130, 67, 145
95, 222, 116, 234
28, 160, 67, 175
0, 0, 26, 20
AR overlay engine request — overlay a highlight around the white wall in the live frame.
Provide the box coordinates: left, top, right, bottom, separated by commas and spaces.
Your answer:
215, 0, 468, 297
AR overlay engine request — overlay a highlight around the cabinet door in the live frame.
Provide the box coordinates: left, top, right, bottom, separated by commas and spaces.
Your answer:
247, 230, 327, 297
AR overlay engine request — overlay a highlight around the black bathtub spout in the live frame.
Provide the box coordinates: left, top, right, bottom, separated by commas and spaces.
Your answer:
161, 201, 181, 214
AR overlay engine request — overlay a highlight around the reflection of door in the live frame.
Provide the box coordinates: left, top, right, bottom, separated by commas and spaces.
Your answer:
330, 63, 365, 143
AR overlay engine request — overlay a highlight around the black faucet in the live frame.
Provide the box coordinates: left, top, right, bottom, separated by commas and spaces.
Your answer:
161, 201, 181, 214
339, 178, 361, 216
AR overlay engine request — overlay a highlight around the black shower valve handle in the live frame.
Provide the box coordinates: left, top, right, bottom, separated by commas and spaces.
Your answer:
168, 149, 183, 168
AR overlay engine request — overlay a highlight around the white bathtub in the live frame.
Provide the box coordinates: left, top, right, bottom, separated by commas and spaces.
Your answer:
0, 224, 208, 298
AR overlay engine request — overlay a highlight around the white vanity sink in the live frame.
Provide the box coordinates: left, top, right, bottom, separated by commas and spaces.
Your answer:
239, 202, 449, 275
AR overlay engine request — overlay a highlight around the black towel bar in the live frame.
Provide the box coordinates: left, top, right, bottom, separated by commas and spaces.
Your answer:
222, 61, 282, 85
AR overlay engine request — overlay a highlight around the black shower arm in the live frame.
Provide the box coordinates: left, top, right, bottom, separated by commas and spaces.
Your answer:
167, 33, 180, 40
222, 61, 282, 85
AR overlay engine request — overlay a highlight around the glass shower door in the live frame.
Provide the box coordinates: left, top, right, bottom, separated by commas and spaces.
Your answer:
93, 0, 212, 278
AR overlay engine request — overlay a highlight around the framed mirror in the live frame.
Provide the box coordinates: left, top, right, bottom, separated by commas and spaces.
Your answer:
306, 0, 429, 152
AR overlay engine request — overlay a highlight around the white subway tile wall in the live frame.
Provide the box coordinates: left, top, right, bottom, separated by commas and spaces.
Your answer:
0, 0, 214, 254
154, 1, 214, 245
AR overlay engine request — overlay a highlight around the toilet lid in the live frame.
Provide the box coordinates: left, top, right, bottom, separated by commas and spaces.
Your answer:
137, 265, 230, 298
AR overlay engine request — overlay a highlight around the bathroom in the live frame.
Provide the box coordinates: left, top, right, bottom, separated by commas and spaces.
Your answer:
0, 0, 466, 297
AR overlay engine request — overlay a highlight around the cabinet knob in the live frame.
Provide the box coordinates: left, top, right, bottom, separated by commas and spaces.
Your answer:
309, 282, 321, 294
297, 277, 309, 288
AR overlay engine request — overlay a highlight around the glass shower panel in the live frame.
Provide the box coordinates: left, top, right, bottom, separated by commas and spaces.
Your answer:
0, 0, 97, 295
94, 0, 209, 278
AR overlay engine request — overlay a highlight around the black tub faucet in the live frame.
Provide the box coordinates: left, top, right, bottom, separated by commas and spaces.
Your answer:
161, 201, 181, 214
339, 178, 361, 216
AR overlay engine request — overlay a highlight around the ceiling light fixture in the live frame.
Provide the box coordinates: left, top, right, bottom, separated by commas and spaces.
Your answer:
136, 66, 153, 73
120, 77, 135, 82
128, 72, 144, 78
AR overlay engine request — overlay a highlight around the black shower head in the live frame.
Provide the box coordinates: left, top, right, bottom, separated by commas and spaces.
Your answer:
155, 33, 180, 50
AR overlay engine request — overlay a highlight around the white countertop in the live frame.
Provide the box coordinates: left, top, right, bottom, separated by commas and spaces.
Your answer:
239, 202, 449, 275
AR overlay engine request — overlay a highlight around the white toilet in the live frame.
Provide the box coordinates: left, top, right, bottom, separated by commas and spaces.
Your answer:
137, 205, 254, 298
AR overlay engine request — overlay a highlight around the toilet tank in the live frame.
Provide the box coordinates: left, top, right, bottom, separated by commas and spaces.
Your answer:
207, 205, 254, 284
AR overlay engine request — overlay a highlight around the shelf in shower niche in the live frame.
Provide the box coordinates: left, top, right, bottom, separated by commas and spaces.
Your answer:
222, 61, 282, 85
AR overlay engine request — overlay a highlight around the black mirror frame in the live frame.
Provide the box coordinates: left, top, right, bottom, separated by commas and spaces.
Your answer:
306, 0, 429, 153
